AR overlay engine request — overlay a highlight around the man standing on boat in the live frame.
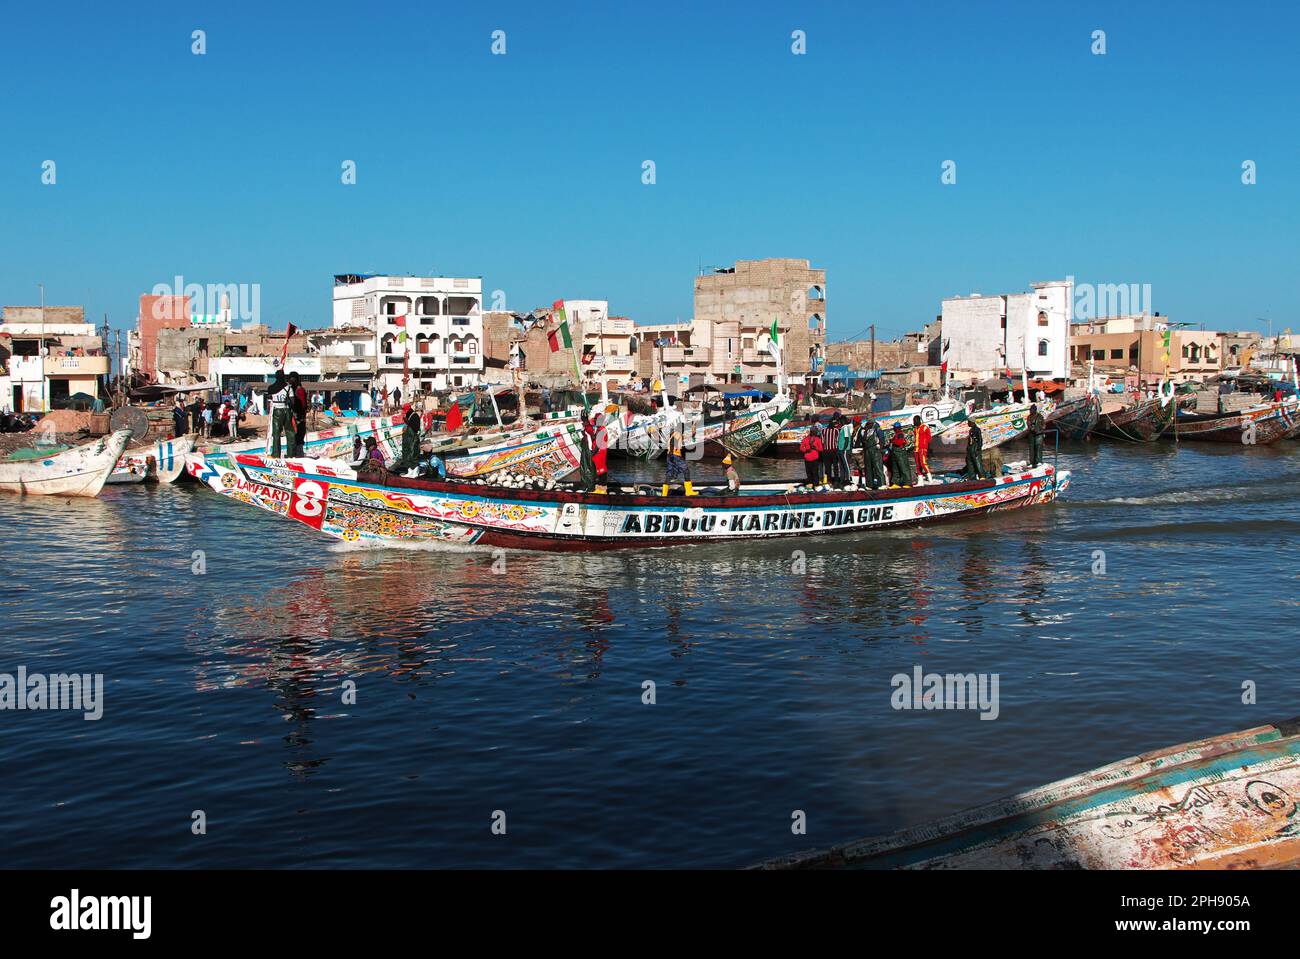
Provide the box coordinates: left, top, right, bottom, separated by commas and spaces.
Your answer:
913, 415, 933, 482
288, 372, 309, 456
855, 415, 887, 490
888, 423, 914, 487
799, 423, 823, 486
582, 411, 609, 491
664, 421, 692, 496
397, 402, 422, 476
1027, 403, 1046, 467
834, 412, 852, 488
267, 370, 293, 457
820, 416, 840, 486
964, 419, 987, 480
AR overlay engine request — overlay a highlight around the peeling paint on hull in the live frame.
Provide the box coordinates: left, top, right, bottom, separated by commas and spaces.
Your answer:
760, 717, 1300, 870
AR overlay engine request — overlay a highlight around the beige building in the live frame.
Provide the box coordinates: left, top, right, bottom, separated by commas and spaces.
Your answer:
690, 258, 826, 386
0, 306, 107, 412
1068, 318, 1221, 383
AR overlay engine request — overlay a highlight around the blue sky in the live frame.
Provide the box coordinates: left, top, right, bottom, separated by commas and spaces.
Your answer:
1, 0, 1296, 340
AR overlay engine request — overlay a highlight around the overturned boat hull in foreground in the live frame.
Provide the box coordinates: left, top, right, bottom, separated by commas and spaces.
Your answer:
759, 716, 1300, 870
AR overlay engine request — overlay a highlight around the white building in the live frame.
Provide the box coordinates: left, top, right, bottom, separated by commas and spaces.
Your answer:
0, 309, 108, 413
940, 278, 1072, 381
561, 299, 641, 387
332, 273, 484, 392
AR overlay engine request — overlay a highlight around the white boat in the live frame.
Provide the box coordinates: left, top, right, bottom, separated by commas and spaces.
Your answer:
0, 430, 132, 498
107, 434, 197, 484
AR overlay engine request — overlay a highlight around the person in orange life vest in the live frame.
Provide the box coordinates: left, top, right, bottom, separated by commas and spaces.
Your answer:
912, 415, 933, 481
799, 423, 824, 485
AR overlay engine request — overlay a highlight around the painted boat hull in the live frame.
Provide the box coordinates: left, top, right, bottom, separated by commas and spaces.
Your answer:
617, 396, 795, 461
0, 430, 132, 497
1094, 396, 1177, 442
759, 716, 1300, 870
187, 450, 1069, 552
444, 421, 586, 480
109, 434, 197, 484
200, 416, 406, 467
1045, 394, 1100, 440
1174, 400, 1297, 444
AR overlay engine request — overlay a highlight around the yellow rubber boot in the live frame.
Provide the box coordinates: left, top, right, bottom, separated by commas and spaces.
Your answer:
662, 484, 670, 497
684, 480, 696, 496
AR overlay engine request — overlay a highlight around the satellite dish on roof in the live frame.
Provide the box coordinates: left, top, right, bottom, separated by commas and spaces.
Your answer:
110, 407, 150, 441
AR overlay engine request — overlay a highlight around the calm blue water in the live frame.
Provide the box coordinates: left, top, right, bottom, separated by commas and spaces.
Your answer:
1, 439, 1298, 867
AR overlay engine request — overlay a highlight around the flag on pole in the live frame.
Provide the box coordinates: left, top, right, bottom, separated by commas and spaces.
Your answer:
279, 323, 299, 363
394, 315, 408, 344
547, 317, 572, 352
769, 318, 779, 349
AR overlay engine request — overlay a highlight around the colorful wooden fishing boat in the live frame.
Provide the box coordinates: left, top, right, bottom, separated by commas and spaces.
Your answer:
201, 415, 406, 466
615, 393, 794, 461
929, 401, 1050, 457
759, 716, 1300, 870
107, 434, 196, 484
443, 420, 586, 481
1174, 399, 1297, 445
186, 450, 1069, 551
700, 395, 797, 457
1094, 394, 1178, 442
1044, 393, 1100, 440
0, 429, 132, 497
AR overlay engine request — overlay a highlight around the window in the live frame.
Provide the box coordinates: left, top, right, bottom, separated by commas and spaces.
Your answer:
1110, 349, 1123, 360
468, 340, 478, 356
1091, 349, 1105, 361
1037, 311, 1049, 327
1038, 339, 1049, 357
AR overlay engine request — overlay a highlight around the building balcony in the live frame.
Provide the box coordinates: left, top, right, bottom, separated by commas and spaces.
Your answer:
662, 347, 711, 364
588, 354, 638, 372
741, 348, 775, 365
45, 355, 109, 376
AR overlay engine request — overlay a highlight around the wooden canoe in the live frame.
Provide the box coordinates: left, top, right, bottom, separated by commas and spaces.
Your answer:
0, 429, 132, 497
759, 717, 1300, 870
1094, 396, 1177, 442
108, 433, 197, 484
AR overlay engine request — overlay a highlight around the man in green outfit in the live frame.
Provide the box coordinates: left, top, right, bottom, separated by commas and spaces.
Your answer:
1027, 403, 1046, 467
855, 415, 888, 490
964, 419, 987, 480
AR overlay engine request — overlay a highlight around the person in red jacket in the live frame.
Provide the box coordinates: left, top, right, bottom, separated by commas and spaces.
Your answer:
912, 415, 933, 482
799, 423, 824, 485
582, 411, 609, 487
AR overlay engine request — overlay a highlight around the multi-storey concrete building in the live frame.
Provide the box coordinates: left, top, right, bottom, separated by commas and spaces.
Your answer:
691, 258, 826, 386
941, 279, 1072, 381
332, 273, 484, 392
1068, 314, 1221, 383
0, 306, 107, 412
